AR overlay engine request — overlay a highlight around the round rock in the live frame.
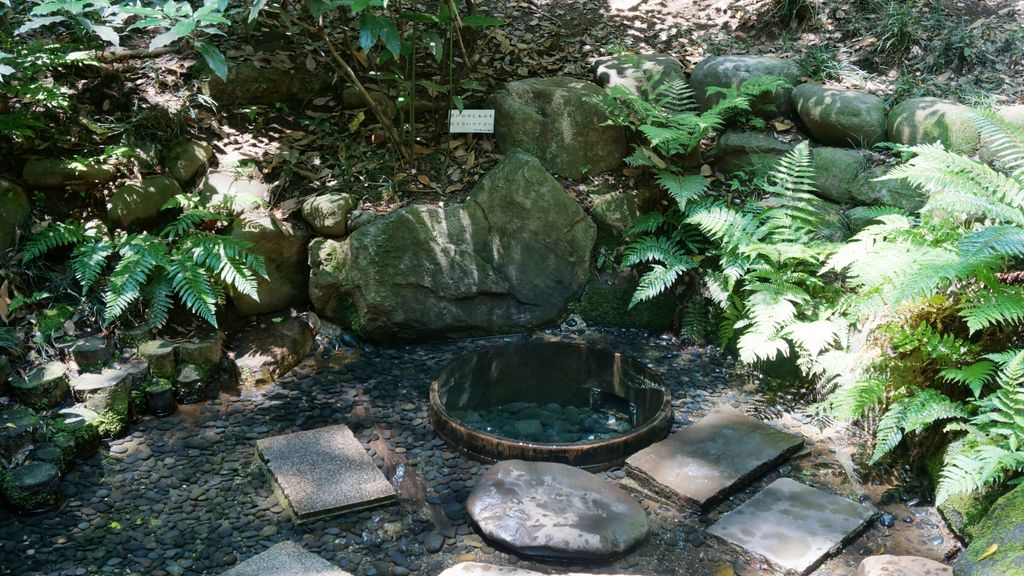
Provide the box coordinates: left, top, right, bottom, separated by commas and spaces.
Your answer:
792, 84, 887, 148
466, 459, 649, 561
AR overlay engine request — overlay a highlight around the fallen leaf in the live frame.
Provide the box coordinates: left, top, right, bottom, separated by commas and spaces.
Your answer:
370, 132, 386, 145
347, 111, 365, 133
772, 119, 794, 131
413, 144, 433, 155
978, 544, 998, 561
417, 174, 432, 185
305, 54, 316, 72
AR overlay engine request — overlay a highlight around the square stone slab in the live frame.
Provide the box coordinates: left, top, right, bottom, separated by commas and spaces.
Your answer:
625, 405, 803, 510
256, 425, 396, 523
708, 478, 877, 575
221, 541, 353, 576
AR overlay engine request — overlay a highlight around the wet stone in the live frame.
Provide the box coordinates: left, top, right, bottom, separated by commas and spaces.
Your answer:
466, 459, 649, 561
220, 541, 353, 576
438, 563, 640, 576
256, 424, 396, 523
625, 405, 803, 510
708, 478, 876, 576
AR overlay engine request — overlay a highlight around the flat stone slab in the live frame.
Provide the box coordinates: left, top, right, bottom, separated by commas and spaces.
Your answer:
709, 478, 876, 576
256, 425, 396, 523
438, 562, 640, 576
625, 405, 803, 510
857, 555, 952, 576
466, 459, 649, 561
221, 541, 353, 576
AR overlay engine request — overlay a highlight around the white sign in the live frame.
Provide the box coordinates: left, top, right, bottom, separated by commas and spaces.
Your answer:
449, 109, 495, 133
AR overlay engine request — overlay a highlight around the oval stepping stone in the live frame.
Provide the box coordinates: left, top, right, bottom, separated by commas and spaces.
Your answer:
466, 460, 649, 561
439, 562, 640, 576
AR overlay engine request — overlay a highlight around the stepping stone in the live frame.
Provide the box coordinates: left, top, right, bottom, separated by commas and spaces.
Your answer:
221, 541, 352, 576
438, 562, 640, 576
466, 459, 649, 561
708, 478, 876, 576
857, 555, 952, 576
625, 405, 803, 510
256, 424, 395, 523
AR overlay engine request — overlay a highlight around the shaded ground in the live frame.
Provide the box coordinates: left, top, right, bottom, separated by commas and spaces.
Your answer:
0, 326, 956, 576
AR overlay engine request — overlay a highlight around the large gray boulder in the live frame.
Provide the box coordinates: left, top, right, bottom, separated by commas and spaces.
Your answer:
793, 84, 887, 148
229, 213, 310, 316
593, 53, 688, 97
106, 176, 181, 230
0, 177, 30, 253
958, 482, 1024, 576
21, 158, 116, 189
487, 77, 625, 178
711, 131, 794, 178
309, 152, 596, 340
887, 98, 980, 154
851, 166, 926, 212
164, 140, 213, 183
810, 147, 871, 204
689, 55, 802, 117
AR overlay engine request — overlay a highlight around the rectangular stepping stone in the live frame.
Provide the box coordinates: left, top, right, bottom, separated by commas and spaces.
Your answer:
708, 478, 876, 576
624, 405, 803, 510
256, 424, 396, 523
221, 541, 353, 576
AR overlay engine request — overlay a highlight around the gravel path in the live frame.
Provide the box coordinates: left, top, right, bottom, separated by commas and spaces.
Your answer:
0, 326, 955, 576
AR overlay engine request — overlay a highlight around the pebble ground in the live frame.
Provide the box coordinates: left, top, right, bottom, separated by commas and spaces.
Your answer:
0, 326, 956, 576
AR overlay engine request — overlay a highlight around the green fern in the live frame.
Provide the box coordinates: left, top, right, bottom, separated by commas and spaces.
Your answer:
960, 284, 1024, 334
22, 221, 86, 261
940, 360, 996, 399
870, 389, 969, 463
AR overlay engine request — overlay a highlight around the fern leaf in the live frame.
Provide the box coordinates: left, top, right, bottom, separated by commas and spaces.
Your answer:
22, 221, 85, 261
142, 271, 175, 330
71, 239, 113, 294
686, 205, 756, 245
629, 257, 695, 307
959, 225, 1024, 260
168, 254, 219, 327
656, 172, 709, 210
622, 235, 684, 267
626, 212, 667, 236
940, 360, 996, 399
828, 378, 887, 420
782, 317, 845, 357
972, 110, 1024, 179
937, 445, 1024, 504
961, 284, 1024, 333
871, 390, 967, 463
102, 235, 165, 326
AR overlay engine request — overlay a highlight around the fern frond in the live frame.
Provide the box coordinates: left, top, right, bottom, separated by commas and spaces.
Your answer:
160, 209, 225, 239
652, 77, 698, 114
657, 172, 709, 210
629, 257, 695, 307
961, 284, 1024, 333
185, 235, 268, 298
783, 317, 845, 357
626, 212, 667, 236
168, 254, 219, 327
959, 225, 1024, 260
71, 239, 113, 294
622, 235, 685, 267
973, 110, 1024, 179
142, 271, 175, 330
686, 205, 757, 245
102, 234, 166, 326
940, 360, 996, 399
828, 378, 887, 420
937, 444, 1024, 504
22, 221, 86, 261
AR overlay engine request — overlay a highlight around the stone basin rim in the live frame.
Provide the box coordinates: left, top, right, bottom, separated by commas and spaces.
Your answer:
429, 341, 674, 470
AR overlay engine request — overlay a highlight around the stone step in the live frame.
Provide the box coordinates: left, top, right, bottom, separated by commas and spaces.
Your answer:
255, 424, 396, 524
708, 478, 876, 576
857, 555, 952, 576
220, 541, 352, 576
465, 459, 649, 562
624, 405, 803, 510
438, 562, 641, 576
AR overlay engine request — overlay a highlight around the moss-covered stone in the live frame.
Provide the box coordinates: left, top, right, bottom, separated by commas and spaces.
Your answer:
36, 306, 74, 339
13, 362, 70, 411
139, 340, 176, 379
0, 177, 30, 254
574, 272, 677, 332
2, 461, 61, 513
52, 406, 101, 460
145, 378, 176, 416
887, 98, 980, 155
0, 404, 44, 463
958, 483, 1024, 576
174, 363, 207, 404
924, 444, 1009, 543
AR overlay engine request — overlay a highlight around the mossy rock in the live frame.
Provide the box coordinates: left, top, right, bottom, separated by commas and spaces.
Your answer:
51, 406, 102, 461
13, 363, 70, 411
21, 158, 116, 189
2, 461, 61, 513
164, 140, 213, 183
174, 334, 222, 371
145, 378, 176, 417
36, 306, 74, 340
71, 369, 130, 437
924, 445, 1009, 542
139, 340, 176, 379
0, 404, 44, 463
574, 272, 678, 332
106, 176, 182, 230
0, 177, 30, 254
887, 98, 980, 155
30, 444, 72, 473
67, 335, 113, 372
958, 482, 1024, 576
174, 364, 208, 404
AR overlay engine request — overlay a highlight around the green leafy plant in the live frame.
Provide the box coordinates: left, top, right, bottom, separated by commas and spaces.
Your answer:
22, 195, 267, 330
821, 110, 1024, 502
